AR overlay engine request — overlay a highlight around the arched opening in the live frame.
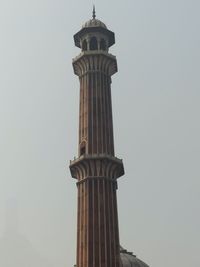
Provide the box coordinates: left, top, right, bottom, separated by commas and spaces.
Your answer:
80, 146, 86, 155
80, 141, 86, 156
100, 39, 106, 50
82, 40, 87, 51
90, 37, 98, 50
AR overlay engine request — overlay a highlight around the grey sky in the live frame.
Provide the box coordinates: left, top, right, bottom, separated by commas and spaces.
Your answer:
0, 0, 199, 266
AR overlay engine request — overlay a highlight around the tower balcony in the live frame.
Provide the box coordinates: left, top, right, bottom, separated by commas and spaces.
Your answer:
69, 153, 124, 181
72, 51, 117, 77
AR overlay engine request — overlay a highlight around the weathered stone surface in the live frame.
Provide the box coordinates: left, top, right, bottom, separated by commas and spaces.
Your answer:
70, 15, 124, 267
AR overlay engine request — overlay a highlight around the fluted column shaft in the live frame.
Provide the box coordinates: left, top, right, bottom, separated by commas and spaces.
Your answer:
73, 52, 117, 156
79, 71, 114, 155
71, 51, 123, 267
77, 177, 120, 267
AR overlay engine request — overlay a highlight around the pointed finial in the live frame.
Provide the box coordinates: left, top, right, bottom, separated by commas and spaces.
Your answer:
92, 5, 96, 19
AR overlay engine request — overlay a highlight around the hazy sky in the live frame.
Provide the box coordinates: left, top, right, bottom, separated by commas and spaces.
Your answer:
0, 0, 199, 266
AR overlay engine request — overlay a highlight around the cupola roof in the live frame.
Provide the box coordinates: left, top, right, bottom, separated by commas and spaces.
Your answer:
82, 18, 107, 29
120, 246, 149, 267
74, 7, 115, 48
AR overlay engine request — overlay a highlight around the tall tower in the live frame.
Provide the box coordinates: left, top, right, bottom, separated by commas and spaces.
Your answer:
70, 8, 124, 267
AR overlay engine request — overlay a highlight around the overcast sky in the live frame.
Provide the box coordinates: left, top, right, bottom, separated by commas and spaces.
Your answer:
0, 0, 199, 266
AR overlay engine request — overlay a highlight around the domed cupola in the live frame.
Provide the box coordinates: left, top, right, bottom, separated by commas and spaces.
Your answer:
73, 6, 115, 50
120, 246, 150, 267
82, 17, 107, 29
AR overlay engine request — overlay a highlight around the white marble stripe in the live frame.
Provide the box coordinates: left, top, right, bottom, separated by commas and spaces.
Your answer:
98, 179, 101, 267
91, 72, 94, 154
111, 182, 116, 267
99, 71, 103, 154
92, 179, 95, 267
86, 179, 89, 267
103, 179, 108, 267
95, 68, 98, 154
83, 180, 85, 266
107, 181, 112, 267
77, 185, 80, 267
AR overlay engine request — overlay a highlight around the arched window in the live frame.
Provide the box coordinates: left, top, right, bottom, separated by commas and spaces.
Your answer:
80, 141, 86, 156
90, 37, 98, 50
100, 39, 106, 50
82, 40, 87, 51
80, 146, 86, 155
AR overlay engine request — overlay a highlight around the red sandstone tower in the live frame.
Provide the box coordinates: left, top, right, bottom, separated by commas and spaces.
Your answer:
70, 8, 124, 267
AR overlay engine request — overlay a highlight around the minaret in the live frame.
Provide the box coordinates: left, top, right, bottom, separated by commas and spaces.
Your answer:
70, 9, 124, 267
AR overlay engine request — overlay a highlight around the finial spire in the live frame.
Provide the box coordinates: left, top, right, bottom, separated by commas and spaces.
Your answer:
92, 5, 96, 19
